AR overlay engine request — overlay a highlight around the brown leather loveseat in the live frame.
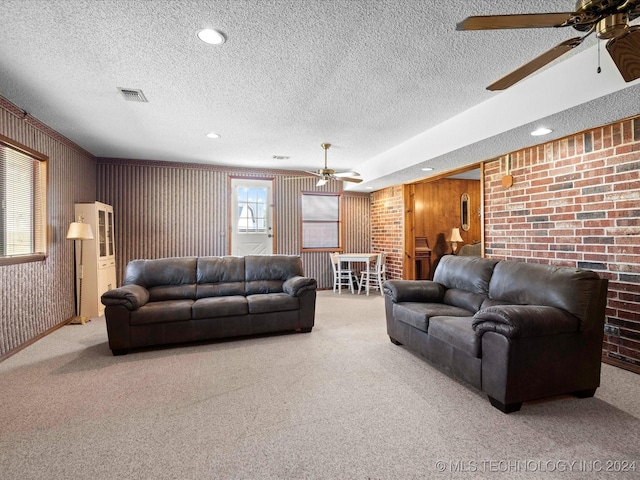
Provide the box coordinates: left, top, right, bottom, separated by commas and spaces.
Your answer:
383, 255, 608, 413
101, 255, 317, 355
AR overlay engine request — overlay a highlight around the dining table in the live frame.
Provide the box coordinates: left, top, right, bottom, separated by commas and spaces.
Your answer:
336, 253, 378, 295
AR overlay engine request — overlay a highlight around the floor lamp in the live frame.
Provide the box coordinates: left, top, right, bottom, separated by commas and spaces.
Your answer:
67, 217, 94, 325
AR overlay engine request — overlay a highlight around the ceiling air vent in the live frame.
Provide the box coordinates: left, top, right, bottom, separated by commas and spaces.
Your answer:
118, 87, 148, 102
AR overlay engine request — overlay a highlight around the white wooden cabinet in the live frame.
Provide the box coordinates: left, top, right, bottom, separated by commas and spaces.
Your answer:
74, 202, 117, 318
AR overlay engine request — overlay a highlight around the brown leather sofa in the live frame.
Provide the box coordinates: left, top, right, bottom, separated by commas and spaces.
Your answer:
383, 255, 608, 413
101, 255, 317, 355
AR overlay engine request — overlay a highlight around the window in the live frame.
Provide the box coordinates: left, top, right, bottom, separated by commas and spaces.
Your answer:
301, 192, 342, 251
237, 186, 268, 233
0, 135, 47, 265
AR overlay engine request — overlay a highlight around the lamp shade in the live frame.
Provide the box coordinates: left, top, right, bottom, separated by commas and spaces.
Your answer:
448, 227, 464, 243
66, 222, 94, 241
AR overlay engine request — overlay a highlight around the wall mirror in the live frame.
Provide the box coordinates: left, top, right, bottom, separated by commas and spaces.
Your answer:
461, 193, 470, 231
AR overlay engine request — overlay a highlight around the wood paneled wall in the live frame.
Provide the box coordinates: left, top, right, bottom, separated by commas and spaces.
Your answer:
97, 159, 370, 290
409, 178, 481, 277
0, 97, 96, 357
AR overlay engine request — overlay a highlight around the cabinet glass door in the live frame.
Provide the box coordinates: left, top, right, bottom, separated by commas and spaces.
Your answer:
107, 211, 114, 257
98, 209, 107, 257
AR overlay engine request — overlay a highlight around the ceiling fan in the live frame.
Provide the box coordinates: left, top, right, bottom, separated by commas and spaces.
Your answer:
457, 0, 640, 90
302, 143, 362, 187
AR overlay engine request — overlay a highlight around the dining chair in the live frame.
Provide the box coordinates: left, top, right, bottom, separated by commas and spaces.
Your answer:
358, 252, 387, 296
330, 253, 358, 294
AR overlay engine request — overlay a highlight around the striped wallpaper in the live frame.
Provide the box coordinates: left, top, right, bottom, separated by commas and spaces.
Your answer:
97, 159, 371, 290
0, 94, 370, 357
0, 97, 96, 357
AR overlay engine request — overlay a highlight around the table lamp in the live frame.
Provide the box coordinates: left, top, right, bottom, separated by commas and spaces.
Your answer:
447, 227, 464, 255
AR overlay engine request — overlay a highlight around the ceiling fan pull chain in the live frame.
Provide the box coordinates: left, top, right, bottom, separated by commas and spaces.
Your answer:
597, 39, 602, 74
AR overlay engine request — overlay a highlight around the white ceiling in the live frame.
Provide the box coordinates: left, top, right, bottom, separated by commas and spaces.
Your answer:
1, 0, 639, 191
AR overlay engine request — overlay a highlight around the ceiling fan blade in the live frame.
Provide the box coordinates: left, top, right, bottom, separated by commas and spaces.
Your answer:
488, 36, 584, 90
333, 171, 360, 178
606, 26, 640, 82
316, 178, 328, 187
304, 170, 323, 177
457, 13, 575, 31
338, 176, 363, 184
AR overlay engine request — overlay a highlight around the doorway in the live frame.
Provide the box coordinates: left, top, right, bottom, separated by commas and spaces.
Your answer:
403, 166, 483, 279
230, 178, 274, 255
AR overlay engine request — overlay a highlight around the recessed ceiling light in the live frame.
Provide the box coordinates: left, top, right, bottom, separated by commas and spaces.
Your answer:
197, 29, 226, 45
206, 132, 220, 139
421, 167, 434, 171
531, 127, 553, 136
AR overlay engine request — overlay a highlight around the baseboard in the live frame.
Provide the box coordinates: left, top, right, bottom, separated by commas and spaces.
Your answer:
602, 354, 640, 375
0, 317, 70, 363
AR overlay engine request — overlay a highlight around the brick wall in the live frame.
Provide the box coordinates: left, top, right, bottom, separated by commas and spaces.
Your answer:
370, 185, 404, 279
485, 115, 640, 369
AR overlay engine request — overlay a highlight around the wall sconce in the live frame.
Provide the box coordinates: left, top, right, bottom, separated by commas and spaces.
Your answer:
447, 227, 464, 255
66, 216, 94, 325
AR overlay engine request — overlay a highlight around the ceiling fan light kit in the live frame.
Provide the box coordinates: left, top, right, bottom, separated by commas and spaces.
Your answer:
301, 143, 363, 187
457, 0, 640, 90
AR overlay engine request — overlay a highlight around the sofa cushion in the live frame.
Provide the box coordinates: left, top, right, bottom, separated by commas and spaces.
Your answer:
428, 316, 480, 358
196, 256, 245, 298
247, 293, 299, 314
433, 255, 499, 296
192, 296, 248, 319
245, 255, 303, 295
124, 257, 198, 301
488, 260, 604, 329
148, 285, 197, 302
393, 302, 474, 332
130, 300, 194, 325
443, 288, 485, 313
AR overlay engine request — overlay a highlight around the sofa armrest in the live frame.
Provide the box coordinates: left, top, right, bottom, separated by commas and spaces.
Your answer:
382, 280, 445, 303
101, 285, 150, 311
472, 305, 580, 339
283, 276, 317, 297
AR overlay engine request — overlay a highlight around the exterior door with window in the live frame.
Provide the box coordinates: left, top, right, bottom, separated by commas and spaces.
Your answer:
231, 178, 273, 255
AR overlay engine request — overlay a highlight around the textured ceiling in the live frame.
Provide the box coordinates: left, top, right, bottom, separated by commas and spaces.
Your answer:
1, 0, 639, 191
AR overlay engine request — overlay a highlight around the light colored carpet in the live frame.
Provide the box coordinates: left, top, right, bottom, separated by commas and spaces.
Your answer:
1, 290, 639, 479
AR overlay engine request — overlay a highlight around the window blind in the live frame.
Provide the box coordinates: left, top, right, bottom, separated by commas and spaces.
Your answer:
301, 193, 342, 250
0, 139, 47, 261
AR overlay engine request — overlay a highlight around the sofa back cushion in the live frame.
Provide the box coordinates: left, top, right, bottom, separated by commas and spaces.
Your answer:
124, 257, 197, 301
245, 255, 303, 294
433, 256, 499, 313
434, 256, 499, 293
196, 256, 245, 298
488, 260, 606, 329
443, 289, 485, 313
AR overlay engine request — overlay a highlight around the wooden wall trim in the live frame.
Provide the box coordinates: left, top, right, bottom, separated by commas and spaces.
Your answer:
602, 355, 640, 375
99, 156, 315, 177
0, 97, 95, 160
0, 318, 70, 363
